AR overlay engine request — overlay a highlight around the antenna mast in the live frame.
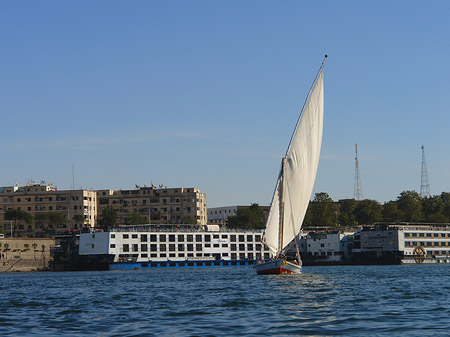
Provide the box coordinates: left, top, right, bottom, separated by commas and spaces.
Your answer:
354, 144, 363, 200
420, 145, 430, 198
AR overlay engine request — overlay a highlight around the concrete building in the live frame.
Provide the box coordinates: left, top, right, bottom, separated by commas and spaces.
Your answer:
97, 186, 207, 226
0, 183, 97, 238
208, 205, 270, 224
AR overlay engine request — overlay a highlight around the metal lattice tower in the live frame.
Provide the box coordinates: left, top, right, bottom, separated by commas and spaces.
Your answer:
420, 145, 430, 198
354, 144, 363, 200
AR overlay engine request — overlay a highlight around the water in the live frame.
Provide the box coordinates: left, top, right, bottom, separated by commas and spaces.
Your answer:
1, 265, 450, 336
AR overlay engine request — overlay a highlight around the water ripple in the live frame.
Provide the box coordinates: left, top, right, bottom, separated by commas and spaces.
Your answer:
1, 265, 450, 336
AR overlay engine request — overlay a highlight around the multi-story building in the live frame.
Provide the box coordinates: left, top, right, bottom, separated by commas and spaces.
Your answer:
97, 186, 207, 226
0, 183, 97, 238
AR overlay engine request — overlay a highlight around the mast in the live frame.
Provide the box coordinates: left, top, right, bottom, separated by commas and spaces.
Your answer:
277, 158, 286, 258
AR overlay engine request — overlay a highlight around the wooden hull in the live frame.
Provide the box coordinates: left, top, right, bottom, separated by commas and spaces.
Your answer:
253, 259, 301, 275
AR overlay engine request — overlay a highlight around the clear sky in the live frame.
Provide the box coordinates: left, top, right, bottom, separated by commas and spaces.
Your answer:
2, 1, 450, 207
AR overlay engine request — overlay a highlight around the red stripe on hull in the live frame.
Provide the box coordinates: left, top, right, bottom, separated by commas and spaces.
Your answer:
256, 267, 296, 275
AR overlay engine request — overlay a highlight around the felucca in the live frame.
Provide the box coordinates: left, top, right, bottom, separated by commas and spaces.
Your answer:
254, 56, 326, 275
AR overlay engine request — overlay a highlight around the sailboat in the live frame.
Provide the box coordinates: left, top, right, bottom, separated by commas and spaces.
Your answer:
254, 56, 326, 275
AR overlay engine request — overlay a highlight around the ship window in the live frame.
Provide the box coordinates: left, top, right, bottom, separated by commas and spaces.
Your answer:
231, 244, 237, 251
178, 253, 185, 257
205, 244, 211, 248
187, 253, 194, 257
169, 235, 175, 242
91, 244, 95, 249
213, 234, 219, 239
132, 244, 138, 252
187, 244, 194, 251
222, 244, 228, 248
169, 244, 176, 252
160, 235, 166, 242
123, 234, 129, 239
196, 253, 202, 257
169, 253, 176, 258
150, 244, 157, 252
141, 254, 148, 258
187, 235, 193, 242
255, 235, 261, 242
239, 235, 245, 242
141, 244, 148, 251
123, 244, 129, 252
178, 235, 185, 242
239, 253, 245, 260
247, 235, 253, 242
412, 233, 417, 237
223, 253, 229, 257
110, 244, 116, 248
150, 253, 157, 258
160, 253, 166, 258
247, 244, 253, 251
196, 244, 202, 251
141, 235, 147, 242
231, 253, 237, 260
160, 244, 166, 252
111, 234, 116, 239
196, 235, 202, 242
419, 233, 424, 237
205, 235, 211, 242
150, 235, 157, 242
213, 244, 219, 248
222, 234, 228, 239
248, 253, 254, 260
239, 244, 245, 251
132, 234, 138, 239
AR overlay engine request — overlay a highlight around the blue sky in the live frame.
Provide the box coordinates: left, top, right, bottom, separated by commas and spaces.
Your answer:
1, 1, 450, 207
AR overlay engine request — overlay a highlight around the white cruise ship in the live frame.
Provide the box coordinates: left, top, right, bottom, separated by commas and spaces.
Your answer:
78, 225, 268, 270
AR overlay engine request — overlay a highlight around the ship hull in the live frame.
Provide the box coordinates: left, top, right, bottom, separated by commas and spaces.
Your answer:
254, 259, 301, 275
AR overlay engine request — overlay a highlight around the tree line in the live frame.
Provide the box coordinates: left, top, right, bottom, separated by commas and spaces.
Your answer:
304, 191, 450, 227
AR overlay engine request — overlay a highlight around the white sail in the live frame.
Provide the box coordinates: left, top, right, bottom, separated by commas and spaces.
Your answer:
263, 69, 324, 256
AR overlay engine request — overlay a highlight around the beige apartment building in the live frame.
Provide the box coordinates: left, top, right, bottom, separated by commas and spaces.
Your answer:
0, 183, 97, 238
97, 186, 207, 226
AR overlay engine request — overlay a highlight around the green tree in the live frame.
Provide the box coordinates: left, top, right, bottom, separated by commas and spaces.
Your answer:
98, 206, 117, 230
310, 192, 337, 226
439, 192, 450, 221
397, 191, 423, 222
181, 216, 197, 224
338, 199, 357, 227
227, 203, 265, 229
73, 215, 86, 229
422, 195, 446, 222
5, 209, 32, 238
35, 212, 66, 235
382, 201, 402, 222
354, 199, 382, 225
125, 213, 147, 226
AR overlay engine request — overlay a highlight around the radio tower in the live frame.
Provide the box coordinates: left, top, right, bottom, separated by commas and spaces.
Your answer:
354, 144, 363, 200
420, 145, 430, 198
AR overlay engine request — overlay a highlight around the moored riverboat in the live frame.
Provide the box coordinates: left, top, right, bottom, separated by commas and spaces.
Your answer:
78, 225, 269, 270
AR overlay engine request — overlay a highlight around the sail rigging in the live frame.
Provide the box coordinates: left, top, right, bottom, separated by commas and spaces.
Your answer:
263, 57, 326, 257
